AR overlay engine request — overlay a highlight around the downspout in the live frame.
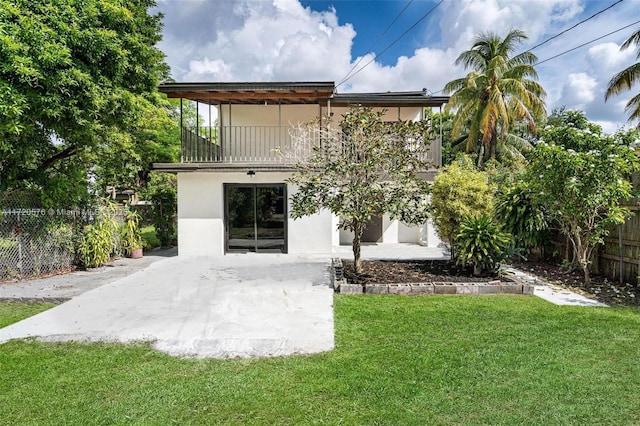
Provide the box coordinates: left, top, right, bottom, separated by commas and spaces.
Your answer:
229, 103, 232, 163
196, 101, 200, 162
279, 99, 282, 155
180, 98, 184, 162
218, 103, 224, 162
439, 105, 443, 167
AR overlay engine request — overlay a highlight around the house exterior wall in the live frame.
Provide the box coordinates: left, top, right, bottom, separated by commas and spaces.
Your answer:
327, 106, 422, 122
219, 104, 321, 127
217, 105, 423, 127
177, 171, 334, 256
338, 217, 439, 246
176, 103, 441, 256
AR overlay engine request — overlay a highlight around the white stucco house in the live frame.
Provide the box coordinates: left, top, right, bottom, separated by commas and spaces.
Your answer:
154, 81, 448, 255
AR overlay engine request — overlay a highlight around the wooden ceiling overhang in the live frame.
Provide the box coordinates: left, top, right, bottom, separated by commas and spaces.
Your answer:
158, 82, 449, 107
158, 82, 336, 105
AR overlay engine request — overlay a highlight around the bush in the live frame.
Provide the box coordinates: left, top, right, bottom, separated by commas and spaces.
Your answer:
145, 172, 177, 247
431, 157, 495, 255
455, 214, 512, 275
494, 183, 548, 255
140, 226, 161, 250
78, 203, 120, 268
120, 209, 144, 256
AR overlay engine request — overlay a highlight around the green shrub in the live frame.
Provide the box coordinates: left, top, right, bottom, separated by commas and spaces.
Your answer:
456, 214, 512, 275
146, 172, 177, 247
431, 157, 495, 256
140, 226, 161, 250
495, 183, 548, 254
78, 203, 120, 268
120, 209, 144, 256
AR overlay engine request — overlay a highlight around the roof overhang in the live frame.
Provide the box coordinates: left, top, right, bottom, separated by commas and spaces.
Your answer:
152, 163, 299, 173
331, 92, 449, 108
158, 81, 335, 105
158, 81, 449, 107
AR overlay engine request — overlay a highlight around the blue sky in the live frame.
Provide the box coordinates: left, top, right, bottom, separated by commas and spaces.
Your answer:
155, 0, 640, 131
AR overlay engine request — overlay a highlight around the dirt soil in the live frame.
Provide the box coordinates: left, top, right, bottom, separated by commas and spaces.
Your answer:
343, 259, 499, 284
514, 260, 639, 307
343, 258, 639, 307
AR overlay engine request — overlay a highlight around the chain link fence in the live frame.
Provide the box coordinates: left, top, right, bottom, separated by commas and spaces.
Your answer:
0, 190, 130, 281
0, 207, 93, 281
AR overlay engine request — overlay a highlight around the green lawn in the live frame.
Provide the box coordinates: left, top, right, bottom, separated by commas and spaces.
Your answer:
1, 296, 639, 425
0, 302, 55, 329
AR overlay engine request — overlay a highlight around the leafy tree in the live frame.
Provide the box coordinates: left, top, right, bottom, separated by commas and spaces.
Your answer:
92, 97, 181, 194
0, 0, 169, 205
605, 28, 640, 122
527, 110, 640, 285
430, 157, 495, 257
288, 106, 434, 274
444, 29, 546, 167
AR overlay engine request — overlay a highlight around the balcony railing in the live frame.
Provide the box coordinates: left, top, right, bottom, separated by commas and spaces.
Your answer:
181, 125, 441, 167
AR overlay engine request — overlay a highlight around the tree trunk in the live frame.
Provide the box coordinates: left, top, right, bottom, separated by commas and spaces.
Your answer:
582, 265, 591, 287
573, 232, 591, 287
352, 220, 363, 275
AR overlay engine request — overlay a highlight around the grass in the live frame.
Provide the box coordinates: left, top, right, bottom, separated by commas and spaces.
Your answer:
1, 296, 639, 424
0, 302, 54, 329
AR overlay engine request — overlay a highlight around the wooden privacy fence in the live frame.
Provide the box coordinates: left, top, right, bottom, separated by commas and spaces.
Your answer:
599, 197, 640, 285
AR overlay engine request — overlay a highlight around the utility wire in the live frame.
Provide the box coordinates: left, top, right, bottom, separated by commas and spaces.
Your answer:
337, 0, 445, 89
337, 0, 414, 88
537, 19, 640, 65
528, 0, 624, 51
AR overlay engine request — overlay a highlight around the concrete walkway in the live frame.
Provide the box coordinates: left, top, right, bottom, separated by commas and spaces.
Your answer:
0, 247, 178, 301
333, 242, 450, 261
0, 254, 335, 358
501, 266, 608, 307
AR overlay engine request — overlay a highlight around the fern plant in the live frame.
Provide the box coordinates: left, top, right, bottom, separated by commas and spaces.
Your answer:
456, 214, 512, 275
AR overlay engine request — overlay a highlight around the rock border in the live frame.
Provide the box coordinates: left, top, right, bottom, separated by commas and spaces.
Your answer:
0, 297, 70, 304
331, 258, 535, 296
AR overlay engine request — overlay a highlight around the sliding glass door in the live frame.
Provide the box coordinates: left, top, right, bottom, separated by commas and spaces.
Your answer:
225, 184, 287, 253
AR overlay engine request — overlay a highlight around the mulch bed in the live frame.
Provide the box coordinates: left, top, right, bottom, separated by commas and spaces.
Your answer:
514, 260, 639, 307
343, 259, 498, 284
343, 258, 639, 307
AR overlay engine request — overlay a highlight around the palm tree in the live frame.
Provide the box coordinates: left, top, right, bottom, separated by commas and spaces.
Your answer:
444, 29, 546, 166
605, 28, 640, 122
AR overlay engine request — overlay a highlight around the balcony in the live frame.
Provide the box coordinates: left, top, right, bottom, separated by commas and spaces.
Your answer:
180, 125, 442, 168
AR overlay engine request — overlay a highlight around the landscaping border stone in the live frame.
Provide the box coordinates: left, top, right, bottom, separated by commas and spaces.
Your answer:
330, 260, 534, 296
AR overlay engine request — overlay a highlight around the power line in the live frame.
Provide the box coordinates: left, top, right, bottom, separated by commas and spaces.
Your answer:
337, 0, 414, 87
337, 0, 445, 89
528, 0, 624, 51
537, 19, 640, 65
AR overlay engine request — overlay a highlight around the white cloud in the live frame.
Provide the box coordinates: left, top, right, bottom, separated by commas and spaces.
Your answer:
160, 0, 355, 82
184, 58, 235, 81
156, 0, 639, 130
561, 72, 597, 109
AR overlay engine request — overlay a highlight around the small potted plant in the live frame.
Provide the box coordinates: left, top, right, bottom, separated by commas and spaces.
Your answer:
121, 209, 144, 259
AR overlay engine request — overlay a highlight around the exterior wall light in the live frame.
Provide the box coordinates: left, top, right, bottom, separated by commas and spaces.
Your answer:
247, 170, 256, 178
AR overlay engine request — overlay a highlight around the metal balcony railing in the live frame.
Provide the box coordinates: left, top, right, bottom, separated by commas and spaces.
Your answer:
180, 125, 441, 167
